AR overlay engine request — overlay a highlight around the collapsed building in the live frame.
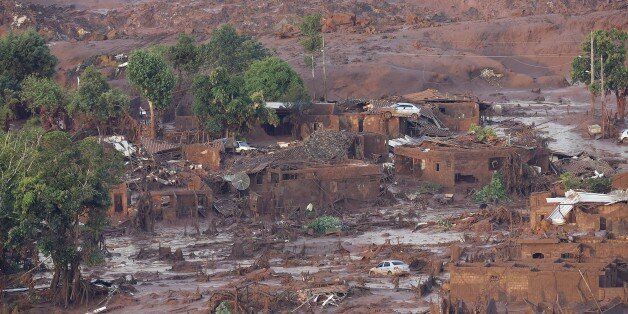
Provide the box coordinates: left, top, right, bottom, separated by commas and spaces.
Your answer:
529, 190, 628, 234
448, 260, 626, 309
394, 138, 548, 193
224, 130, 383, 217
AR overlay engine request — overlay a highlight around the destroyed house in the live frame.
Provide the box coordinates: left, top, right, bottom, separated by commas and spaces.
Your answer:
422, 99, 480, 132
530, 190, 628, 235
294, 102, 339, 139
247, 161, 381, 215
518, 237, 628, 261
150, 187, 212, 222
394, 140, 535, 192
162, 115, 210, 144
108, 182, 131, 224
448, 260, 626, 307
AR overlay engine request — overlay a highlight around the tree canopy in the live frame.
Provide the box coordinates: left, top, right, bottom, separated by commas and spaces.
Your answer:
20, 76, 67, 130
206, 25, 269, 74
1, 128, 123, 304
0, 30, 57, 86
168, 33, 202, 76
193, 67, 278, 137
571, 28, 627, 118
70, 66, 129, 133
244, 56, 309, 102
127, 50, 176, 137
299, 14, 323, 54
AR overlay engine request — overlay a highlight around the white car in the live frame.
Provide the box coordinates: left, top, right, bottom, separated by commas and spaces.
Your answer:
235, 141, 256, 153
382, 103, 421, 120
369, 260, 410, 276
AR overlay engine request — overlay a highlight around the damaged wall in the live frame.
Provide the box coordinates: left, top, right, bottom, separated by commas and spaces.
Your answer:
449, 262, 625, 306
182, 143, 221, 171
394, 143, 529, 192
428, 101, 480, 131
249, 162, 381, 215
339, 113, 401, 138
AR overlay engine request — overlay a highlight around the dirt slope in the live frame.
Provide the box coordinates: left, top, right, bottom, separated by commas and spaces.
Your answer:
3, 0, 628, 99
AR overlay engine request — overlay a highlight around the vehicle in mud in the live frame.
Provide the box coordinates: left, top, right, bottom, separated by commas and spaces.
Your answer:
369, 260, 410, 276
380, 103, 421, 120
235, 141, 256, 153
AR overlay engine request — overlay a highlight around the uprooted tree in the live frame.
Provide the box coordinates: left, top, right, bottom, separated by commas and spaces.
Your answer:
571, 28, 627, 120
127, 50, 176, 138
7, 130, 123, 306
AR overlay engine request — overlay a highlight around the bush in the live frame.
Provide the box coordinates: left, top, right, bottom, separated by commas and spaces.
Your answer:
307, 216, 341, 234
474, 172, 509, 204
560, 172, 612, 193
418, 181, 443, 195
469, 124, 497, 142
560, 172, 583, 190
585, 176, 612, 193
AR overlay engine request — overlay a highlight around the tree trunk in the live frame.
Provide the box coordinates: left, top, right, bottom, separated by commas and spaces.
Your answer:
148, 100, 156, 139
590, 92, 596, 117
616, 89, 626, 121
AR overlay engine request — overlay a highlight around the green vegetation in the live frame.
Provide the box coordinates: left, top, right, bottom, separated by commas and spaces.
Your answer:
299, 14, 323, 99
473, 172, 509, 204
205, 25, 269, 74
307, 215, 342, 234
127, 50, 176, 138
1, 129, 123, 305
436, 219, 453, 231
571, 28, 627, 119
192, 68, 278, 137
0, 30, 58, 127
469, 124, 497, 142
560, 172, 612, 193
417, 181, 444, 195
70, 66, 130, 134
244, 56, 309, 102
20, 76, 67, 130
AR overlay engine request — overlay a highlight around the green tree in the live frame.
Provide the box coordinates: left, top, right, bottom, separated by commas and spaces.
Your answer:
168, 33, 202, 76
127, 50, 176, 138
192, 67, 278, 137
0, 30, 57, 85
571, 29, 627, 119
299, 14, 323, 99
205, 25, 269, 74
12, 131, 123, 306
244, 56, 309, 102
0, 30, 58, 126
20, 76, 67, 130
0, 127, 42, 274
167, 34, 202, 110
70, 66, 130, 135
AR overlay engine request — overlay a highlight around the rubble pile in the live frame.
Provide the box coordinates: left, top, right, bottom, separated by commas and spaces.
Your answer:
301, 130, 357, 161
557, 155, 616, 177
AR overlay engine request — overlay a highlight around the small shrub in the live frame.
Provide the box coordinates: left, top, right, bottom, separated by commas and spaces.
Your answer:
215, 301, 232, 314
560, 172, 583, 190
584, 176, 612, 193
474, 172, 509, 204
418, 181, 443, 195
436, 219, 452, 230
307, 215, 341, 234
468, 124, 497, 142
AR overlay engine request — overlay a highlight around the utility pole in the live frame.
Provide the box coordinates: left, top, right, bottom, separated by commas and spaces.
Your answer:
322, 35, 328, 102
590, 31, 596, 117
600, 55, 607, 137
